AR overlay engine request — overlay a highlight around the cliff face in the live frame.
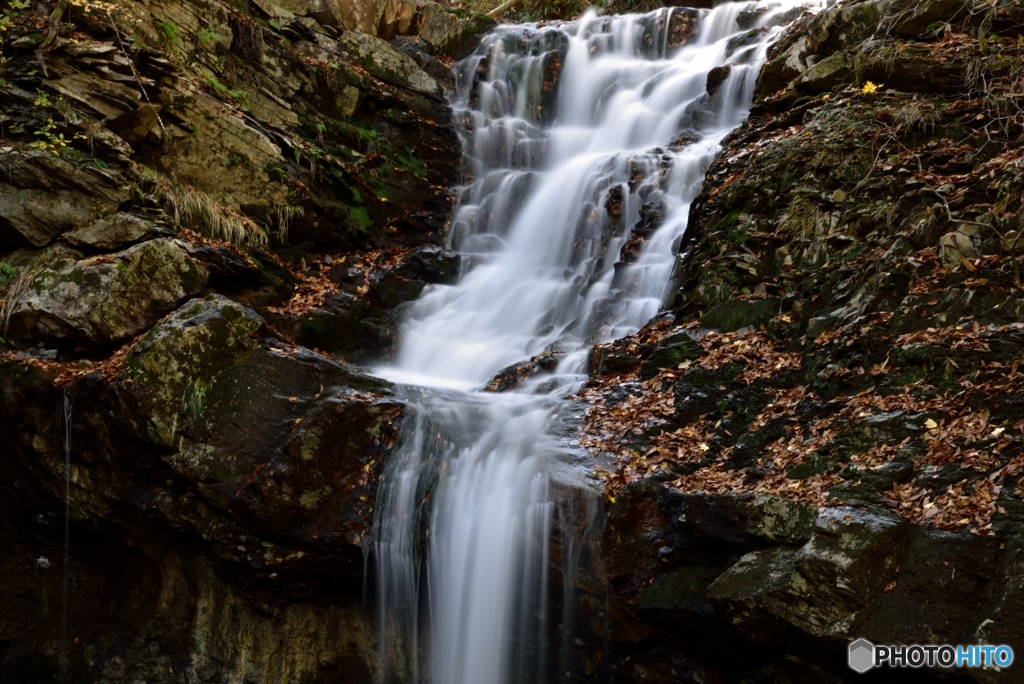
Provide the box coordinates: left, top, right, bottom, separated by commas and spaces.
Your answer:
582, 1, 1024, 682
0, 0, 478, 679
2, 0, 1024, 682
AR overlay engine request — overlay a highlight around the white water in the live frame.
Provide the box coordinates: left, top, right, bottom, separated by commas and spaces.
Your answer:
372, 4, 812, 683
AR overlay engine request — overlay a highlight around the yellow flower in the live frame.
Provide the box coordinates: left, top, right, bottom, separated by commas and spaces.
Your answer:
861, 81, 882, 95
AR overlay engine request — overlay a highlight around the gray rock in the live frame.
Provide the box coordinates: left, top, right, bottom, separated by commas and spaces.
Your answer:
336, 30, 441, 97
0, 149, 129, 247
708, 507, 906, 643
793, 50, 854, 93
881, 0, 970, 37
7, 238, 208, 347
746, 496, 817, 544
63, 213, 153, 251
123, 294, 264, 446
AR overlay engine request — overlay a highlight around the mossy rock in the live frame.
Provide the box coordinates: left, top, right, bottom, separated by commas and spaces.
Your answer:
8, 239, 208, 349
745, 496, 817, 544
701, 298, 779, 333
639, 331, 704, 379
122, 294, 264, 445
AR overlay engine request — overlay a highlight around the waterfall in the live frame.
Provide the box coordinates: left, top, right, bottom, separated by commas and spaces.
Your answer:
372, 3, 812, 683
60, 389, 72, 683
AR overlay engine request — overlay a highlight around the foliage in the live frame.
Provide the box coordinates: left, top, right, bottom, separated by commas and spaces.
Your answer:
860, 80, 882, 95
348, 206, 373, 231
0, 262, 17, 288
156, 19, 179, 48
30, 118, 85, 155
0, 0, 30, 85
155, 176, 268, 247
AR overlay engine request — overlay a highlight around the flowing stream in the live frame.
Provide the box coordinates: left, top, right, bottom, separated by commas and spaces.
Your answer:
372, 4, 811, 682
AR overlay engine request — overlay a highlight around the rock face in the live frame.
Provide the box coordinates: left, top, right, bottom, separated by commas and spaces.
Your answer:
579, 1, 1024, 682
0, 295, 403, 682
0, 149, 130, 247
0, 0, 471, 674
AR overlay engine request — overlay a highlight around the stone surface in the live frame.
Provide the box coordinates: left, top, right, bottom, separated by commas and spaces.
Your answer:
63, 213, 154, 251
0, 149, 130, 248
7, 239, 208, 348
337, 29, 441, 97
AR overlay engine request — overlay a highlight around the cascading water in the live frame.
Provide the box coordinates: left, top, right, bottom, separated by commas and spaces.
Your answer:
59, 389, 72, 683
372, 3, 813, 683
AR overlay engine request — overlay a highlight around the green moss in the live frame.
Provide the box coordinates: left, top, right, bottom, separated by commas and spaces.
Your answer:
0, 262, 17, 287
397, 148, 428, 178
348, 206, 373, 231
156, 19, 179, 48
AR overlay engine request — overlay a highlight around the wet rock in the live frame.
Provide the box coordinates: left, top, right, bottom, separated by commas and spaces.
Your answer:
745, 495, 817, 544
664, 7, 699, 50
638, 330, 702, 379
288, 292, 387, 362
708, 507, 907, 645
588, 341, 642, 376
754, 36, 809, 99
367, 269, 427, 309
392, 245, 461, 284
0, 149, 130, 248
705, 64, 731, 97
485, 351, 563, 392
63, 213, 154, 251
737, 3, 808, 31
7, 239, 208, 349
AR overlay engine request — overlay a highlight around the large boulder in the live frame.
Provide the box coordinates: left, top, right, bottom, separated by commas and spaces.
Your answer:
0, 293, 405, 682
7, 238, 208, 348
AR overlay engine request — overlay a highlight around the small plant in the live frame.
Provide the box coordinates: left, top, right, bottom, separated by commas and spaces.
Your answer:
0, 262, 17, 287
348, 206, 373, 232
0, 267, 33, 337
30, 118, 85, 155
274, 204, 304, 243
0, 0, 30, 84
157, 176, 268, 246
397, 148, 428, 178
266, 162, 287, 183
197, 67, 247, 104
197, 28, 223, 48
183, 379, 207, 420
156, 19, 179, 48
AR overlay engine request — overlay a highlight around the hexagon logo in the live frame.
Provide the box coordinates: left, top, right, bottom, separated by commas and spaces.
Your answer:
849, 638, 875, 673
